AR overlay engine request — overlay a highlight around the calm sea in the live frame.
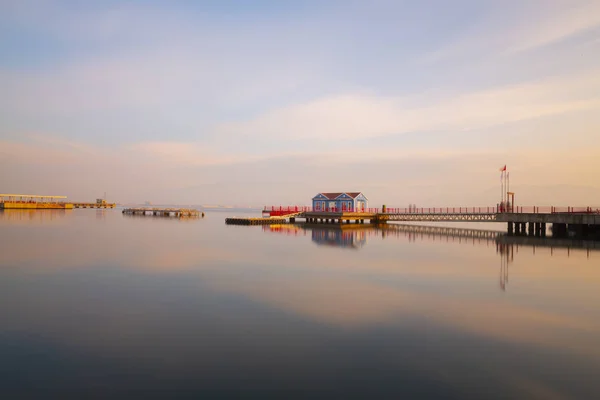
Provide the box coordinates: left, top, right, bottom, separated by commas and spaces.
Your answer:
1, 209, 599, 399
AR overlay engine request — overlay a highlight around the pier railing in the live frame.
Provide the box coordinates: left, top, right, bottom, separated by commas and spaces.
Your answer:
263, 205, 600, 216
507, 206, 599, 214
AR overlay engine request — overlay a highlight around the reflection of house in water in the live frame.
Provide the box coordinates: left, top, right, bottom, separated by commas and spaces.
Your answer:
311, 227, 367, 249
262, 224, 368, 249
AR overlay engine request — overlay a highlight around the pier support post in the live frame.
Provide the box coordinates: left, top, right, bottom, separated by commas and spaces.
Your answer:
572, 224, 588, 238
528, 222, 535, 236
553, 223, 567, 238
507, 222, 514, 235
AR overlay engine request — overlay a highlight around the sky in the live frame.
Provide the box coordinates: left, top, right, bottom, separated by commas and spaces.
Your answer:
1, 0, 600, 207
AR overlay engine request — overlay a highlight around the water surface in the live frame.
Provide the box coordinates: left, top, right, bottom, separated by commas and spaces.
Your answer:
1, 209, 599, 399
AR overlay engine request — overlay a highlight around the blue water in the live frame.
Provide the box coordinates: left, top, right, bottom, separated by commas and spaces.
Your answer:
1, 209, 599, 399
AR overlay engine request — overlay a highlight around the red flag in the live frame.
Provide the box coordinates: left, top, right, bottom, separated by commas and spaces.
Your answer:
499, 165, 506, 172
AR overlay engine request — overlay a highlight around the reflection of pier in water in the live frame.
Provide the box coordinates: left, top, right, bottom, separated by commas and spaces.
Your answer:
263, 222, 600, 252
0, 209, 68, 223
263, 223, 599, 291
381, 224, 502, 244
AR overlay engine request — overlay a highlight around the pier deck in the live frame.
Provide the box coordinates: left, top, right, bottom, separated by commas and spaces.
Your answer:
123, 208, 203, 217
257, 205, 600, 238
73, 202, 116, 209
226, 217, 289, 225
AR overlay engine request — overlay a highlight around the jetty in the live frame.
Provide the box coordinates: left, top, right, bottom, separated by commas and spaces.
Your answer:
122, 208, 203, 218
0, 194, 73, 209
246, 204, 600, 239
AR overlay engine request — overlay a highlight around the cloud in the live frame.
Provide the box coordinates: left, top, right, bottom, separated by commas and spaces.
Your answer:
420, 0, 600, 63
2, 1, 600, 205
506, 1, 600, 53
215, 70, 600, 142
2, 129, 600, 206
129, 142, 250, 167
206, 272, 600, 359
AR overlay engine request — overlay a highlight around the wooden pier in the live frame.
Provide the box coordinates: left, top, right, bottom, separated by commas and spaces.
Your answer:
122, 208, 203, 218
226, 217, 289, 225
254, 205, 600, 239
73, 202, 116, 209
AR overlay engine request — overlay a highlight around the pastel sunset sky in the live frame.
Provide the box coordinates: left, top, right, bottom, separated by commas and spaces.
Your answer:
1, 0, 599, 206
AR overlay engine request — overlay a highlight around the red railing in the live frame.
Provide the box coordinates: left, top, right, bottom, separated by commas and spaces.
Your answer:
263, 206, 313, 216
380, 207, 498, 214
505, 206, 599, 214
263, 205, 600, 216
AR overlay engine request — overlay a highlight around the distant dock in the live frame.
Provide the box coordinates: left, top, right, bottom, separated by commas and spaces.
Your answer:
123, 208, 203, 218
226, 217, 288, 225
73, 201, 116, 209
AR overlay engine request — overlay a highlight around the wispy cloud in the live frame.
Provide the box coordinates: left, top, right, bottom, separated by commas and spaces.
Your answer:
505, 1, 600, 53
216, 70, 600, 142
421, 0, 600, 64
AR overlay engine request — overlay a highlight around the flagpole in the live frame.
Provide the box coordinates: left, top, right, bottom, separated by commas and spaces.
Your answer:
502, 170, 504, 206
507, 171, 510, 207
504, 170, 508, 207
500, 169, 503, 207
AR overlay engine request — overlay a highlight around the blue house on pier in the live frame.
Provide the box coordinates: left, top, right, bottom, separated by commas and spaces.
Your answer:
312, 192, 368, 212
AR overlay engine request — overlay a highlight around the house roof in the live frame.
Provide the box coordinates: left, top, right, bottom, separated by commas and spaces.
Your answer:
313, 192, 364, 200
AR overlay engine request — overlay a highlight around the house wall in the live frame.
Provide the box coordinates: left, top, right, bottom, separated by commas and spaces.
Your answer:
355, 194, 368, 211
312, 193, 369, 211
